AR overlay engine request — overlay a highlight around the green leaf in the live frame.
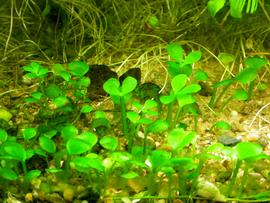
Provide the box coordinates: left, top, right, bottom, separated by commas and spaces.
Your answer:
100, 136, 118, 151
149, 150, 171, 169
183, 51, 202, 65
195, 70, 209, 81
218, 53, 235, 65
23, 62, 48, 78
39, 136, 56, 154
235, 68, 257, 84
166, 43, 183, 64
45, 84, 62, 99
0, 128, 8, 143
77, 132, 98, 149
168, 128, 196, 150
68, 61, 89, 77
230, 0, 245, 18
103, 78, 121, 96
111, 152, 132, 162
61, 125, 78, 141
52, 96, 68, 108
179, 64, 193, 76
4, 143, 26, 162
127, 111, 140, 123
24, 170, 41, 182
31, 91, 43, 100
233, 89, 249, 101
160, 95, 175, 105
52, 64, 70, 81
178, 84, 201, 95
0, 167, 18, 180
22, 127, 37, 140
171, 74, 188, 93
0, 109, 12, 122
72, 156, 104, 172
121, 171, 138, 179
245, 57, 268, 70
148, 15, 159, 28
236, 142, 262, 161
144, 99, 158, 109
176, 94, 196, 108
167, 61, 180, 77
80, 105, 93, 113
77, 77, 91, 88
121, 76, 137, 95
147, 120, 169, 134
67, 138, 91, 155
213, 121, 231, 130
207, 0, 226, 17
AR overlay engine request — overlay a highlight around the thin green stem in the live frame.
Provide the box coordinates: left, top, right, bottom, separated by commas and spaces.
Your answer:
227, 159, 242, 197
172, 107, 182, 129
214, 83, 233, 107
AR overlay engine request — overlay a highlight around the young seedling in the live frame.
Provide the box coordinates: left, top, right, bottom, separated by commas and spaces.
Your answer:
160, 74, 201, 129
103, 76, 137, 148
23, 61, 90, 124
127, 99, 160, 152
167, 128, 197, 196
209, 56, 268, 109
166, 43, 202, 77
226, 142, 270, 197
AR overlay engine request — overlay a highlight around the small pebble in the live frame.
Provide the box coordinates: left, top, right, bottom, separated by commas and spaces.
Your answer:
63, 188, 74, 202
25, 193, 33, 202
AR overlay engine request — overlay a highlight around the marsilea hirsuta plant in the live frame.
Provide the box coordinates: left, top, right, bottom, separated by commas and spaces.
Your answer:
0, 43, 269, 202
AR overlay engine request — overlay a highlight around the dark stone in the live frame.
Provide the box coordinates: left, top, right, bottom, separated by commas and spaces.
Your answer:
217, 135, 241, 146
119, 67, 141, 84
87, 64, 118, 99
135, 82, 161, 101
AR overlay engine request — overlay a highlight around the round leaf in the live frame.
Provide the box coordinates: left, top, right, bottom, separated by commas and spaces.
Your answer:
0, 128, 8, 143
4, 143, 26, 162
68, 61, 89, 77
147, 120, 168, 134
233, 89, 249, 101
171, 74, 187, 93
178, 84, 201, 95
236, 68, 257, 84
45, 84, 62, 99
39, 136, 56, 154
0, 167, 18, 180
121, 171, 138, 179
67, 138, 91, 155
207, 0, 226, 17
80, 105, 93, 113
183, 51, 202, 65
103, 78, 121, 95
166, 43, 183, 63
61, 125, 78, 141
160, 95, 175, 105
24, 170, 41, 182
100, 136, 118, 151
168, 128, 196, 150
22, 128, 37, 140
236, 142, 262, 161
121, 76, 137, 95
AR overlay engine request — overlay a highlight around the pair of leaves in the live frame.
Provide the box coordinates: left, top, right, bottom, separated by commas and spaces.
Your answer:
166, 43, 201, 77
160, 74, 201, 108
23, 62, 48, 79
103, 76, 137, 96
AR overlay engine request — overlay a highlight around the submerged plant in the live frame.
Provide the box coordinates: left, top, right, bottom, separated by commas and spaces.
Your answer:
160, 74, 201, 129
103, 76, 137, 150
209, 56, 268, 109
